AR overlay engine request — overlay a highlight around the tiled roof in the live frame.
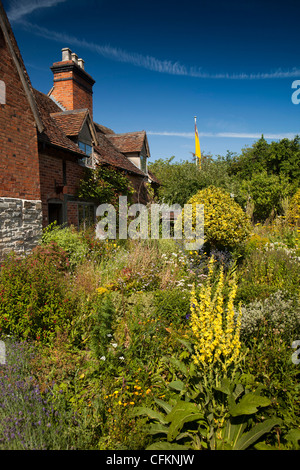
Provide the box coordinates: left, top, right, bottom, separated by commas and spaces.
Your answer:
106, 131, 146, 153
33, 89, 85, 156
33, 91, 149, 176
50, 109, 88, 136
94, 132, 146, 176
94, 122, 115, 135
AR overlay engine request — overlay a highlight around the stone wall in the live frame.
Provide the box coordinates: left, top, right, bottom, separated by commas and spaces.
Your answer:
0, 197, 43, 259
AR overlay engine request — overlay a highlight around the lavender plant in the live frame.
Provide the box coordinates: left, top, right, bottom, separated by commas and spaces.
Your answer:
0, 338, 88, 450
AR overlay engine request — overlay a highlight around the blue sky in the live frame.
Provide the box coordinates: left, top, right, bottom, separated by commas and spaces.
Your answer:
3, 0, 300, 163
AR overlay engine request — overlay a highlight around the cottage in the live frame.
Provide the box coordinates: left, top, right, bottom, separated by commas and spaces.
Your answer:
0, 1, 158, 259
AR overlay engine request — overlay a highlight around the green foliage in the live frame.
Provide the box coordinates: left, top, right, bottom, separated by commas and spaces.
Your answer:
236, 243, 300, 303
77, 166, 134, 206
42, 223, 89, 269
148, 156, 239, 207
1, 218, 299, 450
241, 171, 293, 221
286, 188, 300, 226
182, 186, 251, 251
228, 135, 300, 183
153, 288, 190, 327
134, 357, 280, 450
240, 290, 300, 341
0, 245, 74, 343
90, 295, 115, 360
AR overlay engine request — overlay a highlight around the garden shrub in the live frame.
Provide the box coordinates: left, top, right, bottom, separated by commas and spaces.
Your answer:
286, 188, 300, 227
0, 245, 74, 343
89, 295, 115, 361
153, 288, 190, 327
236, 244, 300, 303
239, 290, 300, 341
179, 186, 251, 251
241, 171, 292, 222
42, 223, 89, 269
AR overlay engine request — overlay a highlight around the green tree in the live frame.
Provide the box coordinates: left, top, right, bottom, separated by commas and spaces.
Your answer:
228, 135, 300, 183
148, 155, 239, 207
241, 171, 293, 221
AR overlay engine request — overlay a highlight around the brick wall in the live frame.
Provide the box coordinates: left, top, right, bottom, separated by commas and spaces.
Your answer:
39, 146, 86, 227
127, 174, 150, 205
0, 28, 41, 201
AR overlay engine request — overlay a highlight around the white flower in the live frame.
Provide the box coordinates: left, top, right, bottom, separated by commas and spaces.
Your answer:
111, 343, 118, 348
100, 356, 106, 361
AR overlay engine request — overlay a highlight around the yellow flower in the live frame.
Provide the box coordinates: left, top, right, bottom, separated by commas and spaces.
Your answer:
97, 286, 109, 295
190, 256, 242, 371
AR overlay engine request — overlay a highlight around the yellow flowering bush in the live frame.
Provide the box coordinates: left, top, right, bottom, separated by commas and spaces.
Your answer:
180, 186, 251, 250
190, 257, 242, 372
286, 189, 300, 227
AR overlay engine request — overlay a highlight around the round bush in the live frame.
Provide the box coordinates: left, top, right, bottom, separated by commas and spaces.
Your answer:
179, 186, 251, 251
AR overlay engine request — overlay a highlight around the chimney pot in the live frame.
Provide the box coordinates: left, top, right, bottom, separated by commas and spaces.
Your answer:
78, 58, 85, 69
71, 53, 78, 64
62, 47, 72, 61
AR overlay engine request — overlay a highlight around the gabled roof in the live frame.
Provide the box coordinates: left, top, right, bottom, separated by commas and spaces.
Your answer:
0, 1, 44, 133
94, 132, 146, 176
50, 108, 98, 144
50, 109, 89, 136
106, 131, 149, 154
33, 89, 86, 156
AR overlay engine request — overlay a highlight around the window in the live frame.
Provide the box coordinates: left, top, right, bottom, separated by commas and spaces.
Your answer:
78, 204, 95, 230
78, 141, 94, 168
78, 141, 92, 156
0, 80, 5, 105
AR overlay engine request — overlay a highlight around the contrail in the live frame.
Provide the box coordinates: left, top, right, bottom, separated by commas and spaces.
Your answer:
7, 0, 68, 22
7, 1, 300, 80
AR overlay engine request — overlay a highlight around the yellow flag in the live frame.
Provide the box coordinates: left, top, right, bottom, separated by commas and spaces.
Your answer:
195, 119, 201, 169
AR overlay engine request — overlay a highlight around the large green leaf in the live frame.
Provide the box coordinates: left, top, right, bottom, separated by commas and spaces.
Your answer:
284, 429, 300, 448
229, 393, 271, 417
220, 418, 248, 449
165, 401, 205, 441
168, 380, 185, 392
148, 423, 169, 435
235, 418, 281, 450
154, 398, 172, 414
132, 406, 168, 424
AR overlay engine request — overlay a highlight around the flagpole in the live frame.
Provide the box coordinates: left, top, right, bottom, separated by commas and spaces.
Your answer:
194, 116, 197, 167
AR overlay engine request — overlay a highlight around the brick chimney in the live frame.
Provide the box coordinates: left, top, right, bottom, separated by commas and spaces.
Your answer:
49, 48, 95, 119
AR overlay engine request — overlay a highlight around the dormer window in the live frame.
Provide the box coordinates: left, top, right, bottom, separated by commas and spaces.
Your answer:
78, 141, 92, 156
